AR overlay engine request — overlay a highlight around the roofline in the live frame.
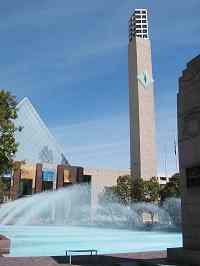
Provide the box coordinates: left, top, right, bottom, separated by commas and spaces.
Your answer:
17, 97, 30, 109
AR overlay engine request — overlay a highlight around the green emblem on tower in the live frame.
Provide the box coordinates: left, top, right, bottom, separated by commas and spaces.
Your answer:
137, 70, 154, 88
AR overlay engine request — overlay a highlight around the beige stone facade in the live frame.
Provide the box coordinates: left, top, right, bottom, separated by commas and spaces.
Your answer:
168, 55, 200, 265
128, 37, 157, 180
84, 168, 129, 208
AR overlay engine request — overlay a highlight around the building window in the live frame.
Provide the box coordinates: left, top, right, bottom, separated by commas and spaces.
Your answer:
135, 15, 141, 19
136, 30, 142, 33
143, 29, 147, 33
143, 25, 147, 28
142, 15, 146, 19
137, 24, 142, 28
142, 10, 146, 14
136, 20, 141, 23
135, 10, 141, 14
143, 34, 148, 38
142, 20, 147, 23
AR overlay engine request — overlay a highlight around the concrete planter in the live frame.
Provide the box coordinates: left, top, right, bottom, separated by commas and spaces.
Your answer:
0, 235, 10, 255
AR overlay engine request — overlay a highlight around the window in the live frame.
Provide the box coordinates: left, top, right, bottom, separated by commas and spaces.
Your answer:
143, 25, 147, 28
142, 10, 146, 14
135, 10, 141, 14
143, 29, 147, 33
135, 15, 141, 19
136, 30, 142, 33
142, 15, 146, 19
142, 20, 147, 23
136, 20, 141, 23
137, 35, 142, 37
137, 24, 142, 28
143, 34, 148, 38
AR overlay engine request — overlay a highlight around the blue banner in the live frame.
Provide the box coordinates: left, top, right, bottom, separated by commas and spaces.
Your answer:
42, 170, 56, 181
3, 170, 12, 178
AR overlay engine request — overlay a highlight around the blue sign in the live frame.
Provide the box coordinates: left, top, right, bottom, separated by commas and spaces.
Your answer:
3, 170, 12, 178
42, 170, 56, 181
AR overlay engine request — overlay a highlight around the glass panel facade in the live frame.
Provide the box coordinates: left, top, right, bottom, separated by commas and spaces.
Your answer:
14, 98, 69, 165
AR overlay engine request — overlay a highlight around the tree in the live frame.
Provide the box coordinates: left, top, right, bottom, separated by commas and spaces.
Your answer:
0, 177, 9, 203
0, 90, 19, 176
115, 175, 133, 205
132, 177, 160, 203
132, 178, 145, 202
143, 177, 160, 203
98, 175, 133, 206
160, 173, 181, 201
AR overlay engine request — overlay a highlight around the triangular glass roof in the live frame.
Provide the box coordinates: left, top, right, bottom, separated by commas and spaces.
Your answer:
14, 97, 69, 165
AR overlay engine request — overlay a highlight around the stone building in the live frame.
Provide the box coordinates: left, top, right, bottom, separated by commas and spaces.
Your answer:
168, 55, 200, 265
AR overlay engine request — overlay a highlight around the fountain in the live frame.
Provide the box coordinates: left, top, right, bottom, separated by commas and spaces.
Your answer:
0, 184, 182, 256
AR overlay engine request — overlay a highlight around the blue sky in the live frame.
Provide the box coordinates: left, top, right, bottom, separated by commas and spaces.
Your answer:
0, 0, 199, 175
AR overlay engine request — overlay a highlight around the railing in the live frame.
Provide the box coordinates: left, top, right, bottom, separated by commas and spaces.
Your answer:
66, 249, 98, 264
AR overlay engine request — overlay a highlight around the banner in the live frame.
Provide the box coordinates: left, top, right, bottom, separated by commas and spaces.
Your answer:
3, 170, 12, 179
42, 163, 57, 182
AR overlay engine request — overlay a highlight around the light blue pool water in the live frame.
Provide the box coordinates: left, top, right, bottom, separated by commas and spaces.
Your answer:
0, 225, 182, 257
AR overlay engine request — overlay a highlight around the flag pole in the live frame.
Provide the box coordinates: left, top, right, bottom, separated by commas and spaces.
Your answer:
164, 144, 167, 178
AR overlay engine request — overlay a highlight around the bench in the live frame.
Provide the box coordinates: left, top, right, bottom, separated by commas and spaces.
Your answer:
66, 249, 98, 264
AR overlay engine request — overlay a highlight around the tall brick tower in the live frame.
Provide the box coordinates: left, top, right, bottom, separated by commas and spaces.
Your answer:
128, 9, 157, 180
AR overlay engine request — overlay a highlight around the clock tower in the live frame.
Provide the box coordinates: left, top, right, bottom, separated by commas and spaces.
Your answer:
128, 9, 157, 180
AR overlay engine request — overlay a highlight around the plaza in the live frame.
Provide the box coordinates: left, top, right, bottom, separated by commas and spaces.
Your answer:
0, 2, 199, 266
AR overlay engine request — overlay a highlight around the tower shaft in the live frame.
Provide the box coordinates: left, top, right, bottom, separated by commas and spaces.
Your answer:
128, 9, 157, 180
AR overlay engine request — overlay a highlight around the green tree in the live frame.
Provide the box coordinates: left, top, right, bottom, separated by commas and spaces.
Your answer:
99, 175, 164, 207
132, 178, 145, 202
160, 173, 181, 201
0, 90, 19, 176
115, 175, 133, 205
0, 177, 10, 203
143, 177, 160, 203
99, 175, 133, 206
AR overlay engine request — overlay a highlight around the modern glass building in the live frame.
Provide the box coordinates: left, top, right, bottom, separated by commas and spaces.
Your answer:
14, 97, 69, 165
0, 97, 90, 200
